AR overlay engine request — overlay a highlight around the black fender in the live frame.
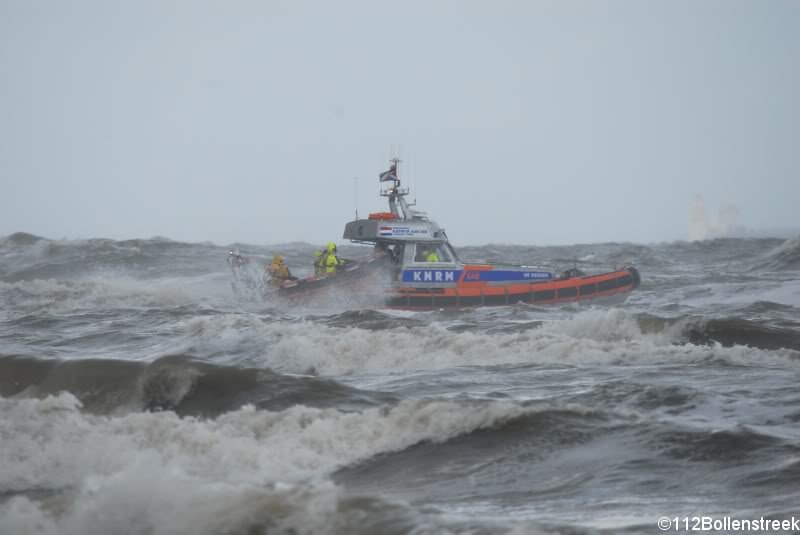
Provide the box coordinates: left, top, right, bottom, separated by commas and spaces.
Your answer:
626, 266, 641, 289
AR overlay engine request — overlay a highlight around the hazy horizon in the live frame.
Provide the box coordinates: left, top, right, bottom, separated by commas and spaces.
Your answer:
2, 1, 798, 247
3, 226, 799, 251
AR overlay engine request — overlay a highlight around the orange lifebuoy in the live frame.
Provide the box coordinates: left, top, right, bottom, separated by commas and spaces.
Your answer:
368, 212, 397, 220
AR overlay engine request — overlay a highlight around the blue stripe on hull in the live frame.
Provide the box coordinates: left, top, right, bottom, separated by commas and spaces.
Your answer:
401, 269, 463, 283
463, 270, 553, 282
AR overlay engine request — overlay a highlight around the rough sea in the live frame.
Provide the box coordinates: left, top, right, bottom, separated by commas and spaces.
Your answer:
1, 232, 799, 535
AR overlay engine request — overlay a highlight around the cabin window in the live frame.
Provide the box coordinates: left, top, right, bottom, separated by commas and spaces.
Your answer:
413, 243, 452, 263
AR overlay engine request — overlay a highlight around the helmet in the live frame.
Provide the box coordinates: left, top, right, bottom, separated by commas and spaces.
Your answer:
327, 241, 337, 253
272, 255, 282, 264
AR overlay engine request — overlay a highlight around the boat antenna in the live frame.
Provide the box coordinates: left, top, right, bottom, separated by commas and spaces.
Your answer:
413, 156, 417, 206
354, 177, 358, 220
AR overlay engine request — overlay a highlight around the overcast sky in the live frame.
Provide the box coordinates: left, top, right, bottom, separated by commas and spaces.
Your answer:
1, 0, 798, 246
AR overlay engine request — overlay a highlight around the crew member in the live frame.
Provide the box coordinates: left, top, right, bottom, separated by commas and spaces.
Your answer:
324, 241, 345, 274
313, 250, 325, 275
267, 255, 291, 286
425, 248, 440, 262
387, 244, 400, 264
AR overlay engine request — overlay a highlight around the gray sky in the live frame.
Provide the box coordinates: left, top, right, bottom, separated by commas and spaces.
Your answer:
2, 0, 798, 246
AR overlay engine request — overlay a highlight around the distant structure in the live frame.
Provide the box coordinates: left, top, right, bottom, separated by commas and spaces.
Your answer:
717, 204, 743, 237
688, 195, 707, 241
688, 195, 746, 241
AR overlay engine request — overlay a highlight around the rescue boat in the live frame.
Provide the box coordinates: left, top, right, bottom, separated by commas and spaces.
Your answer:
228, 159, 641, 308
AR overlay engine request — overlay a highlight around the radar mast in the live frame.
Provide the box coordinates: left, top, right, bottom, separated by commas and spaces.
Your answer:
380, 158, 423, 220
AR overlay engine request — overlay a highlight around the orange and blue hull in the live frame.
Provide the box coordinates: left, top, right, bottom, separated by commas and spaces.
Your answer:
386, 266, 641, 309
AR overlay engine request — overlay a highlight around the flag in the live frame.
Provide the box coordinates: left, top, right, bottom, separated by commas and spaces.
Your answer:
379, 165, 398, 182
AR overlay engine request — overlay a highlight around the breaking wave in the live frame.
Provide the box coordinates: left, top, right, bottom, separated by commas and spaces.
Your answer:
0, 393, 532, 534
173, 308, 800, 375
0, 278, 197, 313
0, 354, 396, 416
683, 316, 800, 351
756, 236, 800, 271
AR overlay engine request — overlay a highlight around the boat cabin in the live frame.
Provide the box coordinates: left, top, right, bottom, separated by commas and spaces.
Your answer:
342, 163, 462, 282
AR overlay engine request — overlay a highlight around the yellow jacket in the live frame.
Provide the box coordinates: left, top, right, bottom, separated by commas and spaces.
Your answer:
325, 252, 340, 274
268, 256, 290, 285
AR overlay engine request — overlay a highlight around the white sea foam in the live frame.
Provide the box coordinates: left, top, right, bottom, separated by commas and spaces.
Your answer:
178, 308, 799, 375
0, 277, 194, 312
0, 394, 526, 534
1, 474, 344, 535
